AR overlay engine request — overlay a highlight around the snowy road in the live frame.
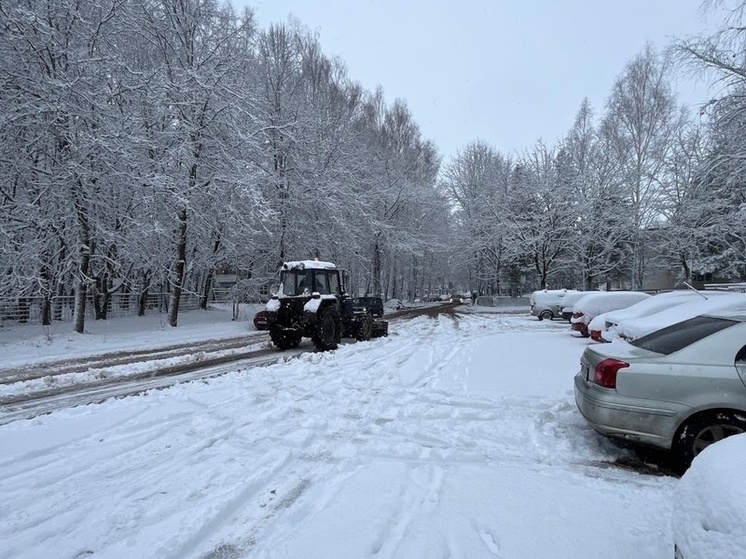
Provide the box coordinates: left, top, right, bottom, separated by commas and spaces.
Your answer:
0, 312, 677, 558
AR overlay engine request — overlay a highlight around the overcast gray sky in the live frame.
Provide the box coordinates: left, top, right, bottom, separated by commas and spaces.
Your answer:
243, 0, 715, 162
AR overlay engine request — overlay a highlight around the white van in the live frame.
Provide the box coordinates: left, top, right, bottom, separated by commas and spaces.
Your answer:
529, 289, 580, 320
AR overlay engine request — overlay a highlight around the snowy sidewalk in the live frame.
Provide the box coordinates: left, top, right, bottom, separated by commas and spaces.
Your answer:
0, 304, 264, 369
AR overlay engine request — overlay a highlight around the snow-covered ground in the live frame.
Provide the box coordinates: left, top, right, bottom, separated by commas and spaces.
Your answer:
0, 306, 679, 559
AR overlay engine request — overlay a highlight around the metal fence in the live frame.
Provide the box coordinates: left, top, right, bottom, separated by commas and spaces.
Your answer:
0, 292, 202, 325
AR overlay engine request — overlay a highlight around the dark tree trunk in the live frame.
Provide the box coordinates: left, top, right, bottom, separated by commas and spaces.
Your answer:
41, 297, 51, 325
168, 208, 188, 327
200, 234, 221, 310
73, 183, 91, 334
372, 236, 382, 295
138, 271, 151, 317
200, 267, 214, 310
40, 263, 52, 326
93, 274, 111, 320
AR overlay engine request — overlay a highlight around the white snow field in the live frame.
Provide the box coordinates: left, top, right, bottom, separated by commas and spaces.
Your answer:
0, 307, 678, 559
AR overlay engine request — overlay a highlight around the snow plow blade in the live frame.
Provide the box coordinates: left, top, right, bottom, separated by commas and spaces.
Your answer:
371, 319, 389, 338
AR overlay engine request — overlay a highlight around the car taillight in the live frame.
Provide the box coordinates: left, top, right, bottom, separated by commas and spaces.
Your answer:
593, 358, 629, 388
573, 311, 584, 319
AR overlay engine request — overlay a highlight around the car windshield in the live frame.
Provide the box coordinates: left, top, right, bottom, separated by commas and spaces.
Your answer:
630, 315, 738, 355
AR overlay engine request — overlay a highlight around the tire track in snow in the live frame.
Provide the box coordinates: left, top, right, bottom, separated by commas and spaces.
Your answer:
1, 314, 657, 559
181, 314, 474, 557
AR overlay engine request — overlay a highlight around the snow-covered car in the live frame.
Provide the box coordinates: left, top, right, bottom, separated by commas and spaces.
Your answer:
253, 309, 269, 330
574, 311, 746, 471
559, 291, 589, 322
570, 291, 651, 337
529, 289, 580, 321
673, 433, 746, 559
587, 290, 728, 343
610, 291, 746, 342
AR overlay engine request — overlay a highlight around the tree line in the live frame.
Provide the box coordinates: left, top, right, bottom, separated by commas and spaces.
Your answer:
443, 2, 746, 295
0, 0, 448, 332
2, 1, 746, 333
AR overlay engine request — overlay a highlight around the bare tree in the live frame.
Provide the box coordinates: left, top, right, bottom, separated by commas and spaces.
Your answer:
440, 141, 513, 294
507, 143, 576, 290
603, 44, 679, 289
559, 99, 634, 290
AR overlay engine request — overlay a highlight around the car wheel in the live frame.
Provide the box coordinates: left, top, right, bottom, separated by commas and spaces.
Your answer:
675, 411, 746, 470
313, 307, 340, 351
539, 310, 553, 321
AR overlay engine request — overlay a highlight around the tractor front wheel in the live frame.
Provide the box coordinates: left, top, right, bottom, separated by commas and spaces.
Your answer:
270, 328, 302, 350
312, 307, 341, 351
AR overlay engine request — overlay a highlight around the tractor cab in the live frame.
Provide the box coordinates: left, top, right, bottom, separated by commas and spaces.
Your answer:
278, 264, 341, 297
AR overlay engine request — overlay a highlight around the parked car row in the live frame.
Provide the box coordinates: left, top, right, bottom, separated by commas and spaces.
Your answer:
598, 291, 745, 343
567, 287, 746, 519
575, 309, 746, 470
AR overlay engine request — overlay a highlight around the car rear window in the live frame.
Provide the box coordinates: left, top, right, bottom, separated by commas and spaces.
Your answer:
630, 315, 738, 355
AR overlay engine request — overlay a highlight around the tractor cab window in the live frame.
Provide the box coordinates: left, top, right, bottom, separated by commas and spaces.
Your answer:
281, 271, 310, 296
313, 272, 330, 294
328, 272, 340, 295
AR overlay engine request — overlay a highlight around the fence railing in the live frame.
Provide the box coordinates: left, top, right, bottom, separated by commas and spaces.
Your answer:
0, 293, 202, 325
704, 282, 746, 292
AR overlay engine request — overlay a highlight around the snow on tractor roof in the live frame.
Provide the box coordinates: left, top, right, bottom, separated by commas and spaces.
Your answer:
282, 260, 337, 271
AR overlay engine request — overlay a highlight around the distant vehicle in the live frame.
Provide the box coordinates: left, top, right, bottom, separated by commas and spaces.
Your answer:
529, 289, 580, 321
449, 295, 465, 304
570, 291, 651, 337
574, 311, 746, 472
353, 296, 384, 318
253, 309, 269, 330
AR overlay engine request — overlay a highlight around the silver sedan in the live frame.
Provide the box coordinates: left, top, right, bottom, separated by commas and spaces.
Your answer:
574, 312, 746, 470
